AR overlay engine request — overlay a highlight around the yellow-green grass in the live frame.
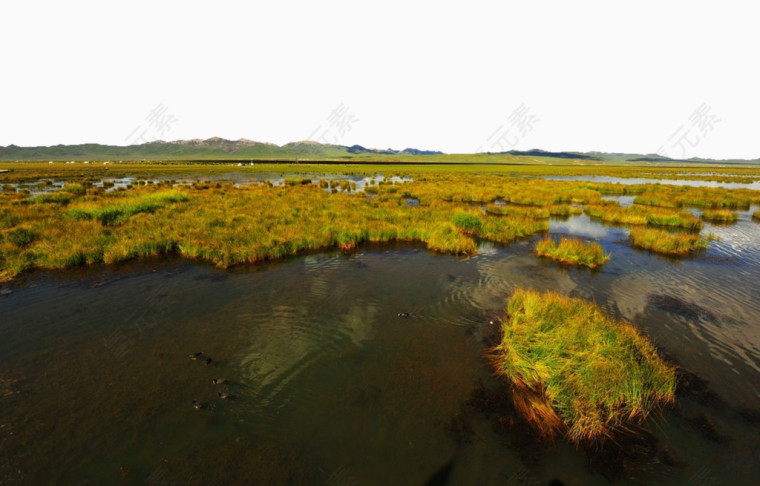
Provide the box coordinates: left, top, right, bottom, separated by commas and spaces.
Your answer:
629, 228, 710, 256
491, 289, 676, 444
0, 185, 550, 282
486, 204, 582, 219
701, 209, 739, 223
754, 210, 760, 222
66, 191, 188, 226
535, 237, 609, 268
584, 204, 703, 231
634, 186, 755, 210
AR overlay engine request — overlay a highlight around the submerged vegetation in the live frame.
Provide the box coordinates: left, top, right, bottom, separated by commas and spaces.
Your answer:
629, 227, 710, 256
535, 237, 609, 268
491, 289, 676, 444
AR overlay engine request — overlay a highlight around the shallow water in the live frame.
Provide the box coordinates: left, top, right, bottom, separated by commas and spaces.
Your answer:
2, 213, 760, 484
543, 175, 760, 190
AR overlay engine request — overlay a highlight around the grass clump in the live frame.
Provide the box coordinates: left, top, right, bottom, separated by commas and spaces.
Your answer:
753, 210, 760, 222
284, 177, 311, 186
6, 227, 37, 247
491, 289, 676, 444
629, 227, 709, 256
452, 213, 482, 233
535, 237, 609, 268
584, 204, 703, 231
701, 209, 738, 223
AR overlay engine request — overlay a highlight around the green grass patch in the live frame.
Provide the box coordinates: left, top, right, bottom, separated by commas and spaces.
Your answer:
6, 227, 37, 247
535, 237, 609, 268
491, 289, 676, 443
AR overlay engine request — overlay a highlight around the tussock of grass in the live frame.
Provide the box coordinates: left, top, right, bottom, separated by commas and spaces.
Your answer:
6, 227, 37, 247
486, 204, 549, 219
584, 204, 703, 231
629, 227, 709, 256
701, 209, 738, 223
753, 209, 760, 222
535, 237, 609, 268
491, 289, 676, 444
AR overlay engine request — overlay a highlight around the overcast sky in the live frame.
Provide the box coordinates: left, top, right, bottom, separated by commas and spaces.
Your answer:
1, 1, 757, 159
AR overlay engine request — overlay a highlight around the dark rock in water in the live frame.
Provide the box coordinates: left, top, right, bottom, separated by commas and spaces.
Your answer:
547, 480, 565, 486
647, 294, 715, 321
687, 413, 730, 443
445, 410, 474, 445
192, 400, 204, 410
676, 369, 725, 408
581, 427, 660, 482
736, 407, 760, 425
205, 357, 212, 365
189, 352, 203, 360
397, 312, 410, 318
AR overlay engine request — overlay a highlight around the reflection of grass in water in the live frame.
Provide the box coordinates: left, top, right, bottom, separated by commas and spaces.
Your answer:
535, 237, 609, 268
629, 227, 710, 256
701, 209, 738, 223
491, 289, 676, 444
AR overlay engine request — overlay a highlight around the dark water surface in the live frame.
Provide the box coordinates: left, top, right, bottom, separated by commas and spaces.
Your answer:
2, 213, 760, 485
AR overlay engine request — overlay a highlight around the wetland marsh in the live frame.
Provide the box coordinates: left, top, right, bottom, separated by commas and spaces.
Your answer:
2, 162, 760, 485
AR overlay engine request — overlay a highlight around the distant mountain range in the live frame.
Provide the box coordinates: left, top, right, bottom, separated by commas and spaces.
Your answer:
0, 138, 444, 161
0, 138, 756, 164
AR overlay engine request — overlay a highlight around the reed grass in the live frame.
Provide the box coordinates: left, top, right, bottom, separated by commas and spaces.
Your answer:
535, 237, 609, 268
491, 289, 676, 444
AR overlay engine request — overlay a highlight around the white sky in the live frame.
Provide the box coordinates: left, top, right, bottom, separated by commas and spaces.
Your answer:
1, 0, 757, 159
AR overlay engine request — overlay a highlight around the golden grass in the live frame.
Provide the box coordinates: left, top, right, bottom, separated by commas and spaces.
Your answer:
535, 237, 609, 268
2, 165, 757, 280
491, 289, 676, 444
0, 184, 550, 281
629, 228, 710, 256
701, 209, 739, 223
584, 204, 703, 231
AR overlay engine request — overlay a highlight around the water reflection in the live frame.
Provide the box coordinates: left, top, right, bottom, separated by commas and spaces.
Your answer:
1, 212, 760, 484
